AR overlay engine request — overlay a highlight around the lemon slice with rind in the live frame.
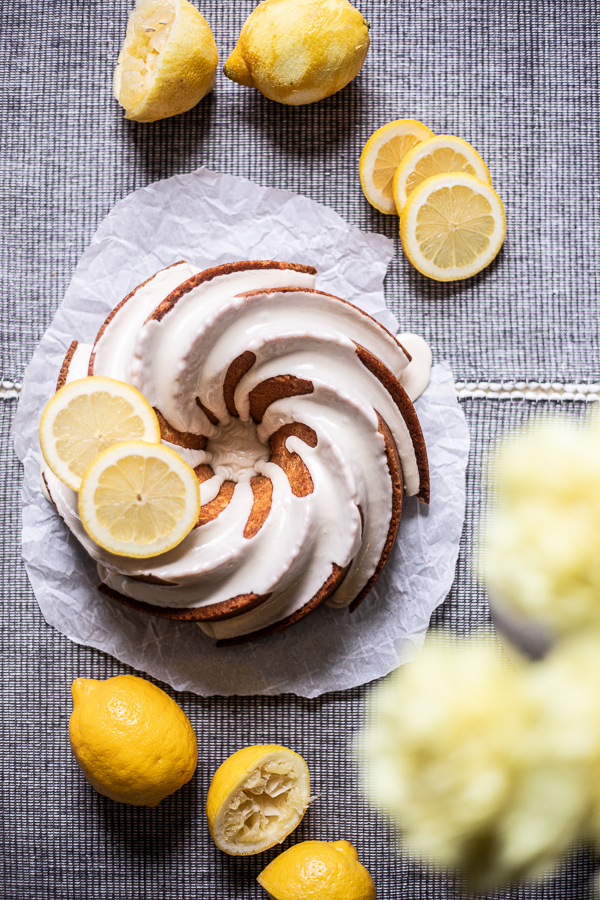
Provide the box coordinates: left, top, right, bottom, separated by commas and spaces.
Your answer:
359, 119, 435, 215
206, 745, 310, 856
78, 441, 200, 558
40, 377, 161, 491
400, 172, 506, 281
113, 0, 218, 122
392, 134, 492, 213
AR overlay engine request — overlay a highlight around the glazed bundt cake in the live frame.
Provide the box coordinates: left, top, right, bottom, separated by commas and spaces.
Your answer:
42, 260, 430, 644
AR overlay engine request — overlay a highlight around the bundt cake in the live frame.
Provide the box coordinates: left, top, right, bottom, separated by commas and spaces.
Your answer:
41, 260, 430, 644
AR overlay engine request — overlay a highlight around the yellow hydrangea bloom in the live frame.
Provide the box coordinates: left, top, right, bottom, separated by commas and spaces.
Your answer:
485, 413, 600, 635
358, 639, 589, 890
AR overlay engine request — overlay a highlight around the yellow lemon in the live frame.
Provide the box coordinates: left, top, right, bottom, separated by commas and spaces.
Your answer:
39, 377, 161, 491
69, 675, 197, 806
206, 745, 310, 855
224, 0, 370, 106
392, 134, 492, 213
359, 119, 435, 214
114, 0, 218, 122
257, 840, 376, 900
78, 440, 200, 558
399, 172, 506, 281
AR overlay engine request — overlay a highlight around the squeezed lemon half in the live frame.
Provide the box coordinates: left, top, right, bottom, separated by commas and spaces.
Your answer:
206, 745, 311, 855
39, 376, 161, 491
113, 0, 218, 122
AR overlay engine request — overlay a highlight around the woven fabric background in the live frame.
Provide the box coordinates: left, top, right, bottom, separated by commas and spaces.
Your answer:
1, 399, 597, 899
2, 0, 600, 385
2, 0, 599, 897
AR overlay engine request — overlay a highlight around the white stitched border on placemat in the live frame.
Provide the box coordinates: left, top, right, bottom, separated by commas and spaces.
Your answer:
0, 381, 22, 399
2, 380, 600, 402
455, 381, 600, 401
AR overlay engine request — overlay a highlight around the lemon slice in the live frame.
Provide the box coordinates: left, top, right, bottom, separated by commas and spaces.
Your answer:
359, 119, 435, 214
78, 441, 200, 558
400, 172, 506, 281
392, 134, 492, 213
113, 0, 218, 122
40, 377, 161, 491
206, 745, 310, 856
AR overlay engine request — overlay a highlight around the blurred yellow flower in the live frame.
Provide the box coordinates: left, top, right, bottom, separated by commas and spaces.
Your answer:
528, 635, 600, 843
358, 638, 588, 890
485, 413, 600, 635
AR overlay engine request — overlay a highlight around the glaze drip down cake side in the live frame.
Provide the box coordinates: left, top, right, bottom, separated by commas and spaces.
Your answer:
42, 260, 431, 644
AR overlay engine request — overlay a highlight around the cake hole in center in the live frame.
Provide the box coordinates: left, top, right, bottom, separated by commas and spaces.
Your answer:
205, 418, 269, 482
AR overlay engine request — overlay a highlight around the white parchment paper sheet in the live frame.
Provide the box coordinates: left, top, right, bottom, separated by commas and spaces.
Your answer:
13, 168, 469, 697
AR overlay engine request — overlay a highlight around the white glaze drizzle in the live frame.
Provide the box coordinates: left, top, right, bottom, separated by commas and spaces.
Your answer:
43, 262, 428, 637
396, 332, 433, 401
91, 261, 200, 382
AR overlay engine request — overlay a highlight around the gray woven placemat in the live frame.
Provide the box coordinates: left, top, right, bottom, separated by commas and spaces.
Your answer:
2, 398, 598, 900
2, 0, 600, 896
2, 0, 599, 385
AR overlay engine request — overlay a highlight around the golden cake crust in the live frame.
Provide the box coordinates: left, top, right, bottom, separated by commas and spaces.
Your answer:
98, 583, 271, 622
56, 340, 79, 391
148, 260, 317, 324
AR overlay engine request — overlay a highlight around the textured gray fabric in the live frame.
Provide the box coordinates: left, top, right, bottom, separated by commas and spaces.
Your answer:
2, 0, 600, 896
2, 0, 600, 384
2, 398, 598, 899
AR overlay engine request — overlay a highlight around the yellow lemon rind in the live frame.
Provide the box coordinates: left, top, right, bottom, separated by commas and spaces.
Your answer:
223, 0, 370, 106
78, 439, 200, 558
399, 172, 506, 282
257, 839, 376, 900
114, 0, 218, 123
392, 133, 492, 213
206, 744, 310, 856
359, 119, 435, 215
39, 376, 161, 491
69, 674, 198, 807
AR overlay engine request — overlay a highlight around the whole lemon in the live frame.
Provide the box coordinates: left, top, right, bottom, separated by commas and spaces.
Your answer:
224, 0, 370, 106
257, 840, 376, 900
69, 675, 197, 806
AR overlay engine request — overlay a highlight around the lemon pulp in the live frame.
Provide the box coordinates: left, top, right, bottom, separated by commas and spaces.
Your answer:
206, 745, 310, 855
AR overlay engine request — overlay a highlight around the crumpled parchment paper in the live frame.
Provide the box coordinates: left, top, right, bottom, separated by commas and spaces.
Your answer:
13, 168, 469, 697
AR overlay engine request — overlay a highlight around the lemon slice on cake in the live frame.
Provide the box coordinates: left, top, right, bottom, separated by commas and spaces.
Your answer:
78, 441, 200, 558
400, 172, 506, 281
359, 119, 435, 214
206, 745, 310, 855
113, 0, 218, 122
392, 134, 492, 213
40, 377, 161, 491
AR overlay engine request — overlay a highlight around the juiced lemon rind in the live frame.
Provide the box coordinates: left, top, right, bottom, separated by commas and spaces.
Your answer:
114, 0, 218, 122
206, 744, 310, 856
